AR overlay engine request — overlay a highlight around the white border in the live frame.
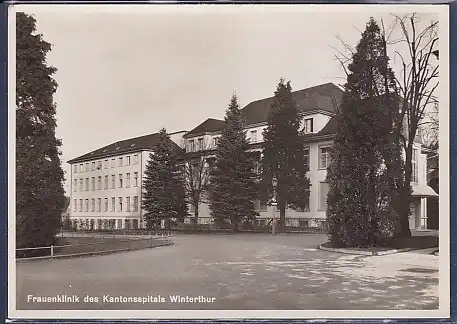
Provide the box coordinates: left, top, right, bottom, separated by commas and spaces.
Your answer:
7, 3, 451, 320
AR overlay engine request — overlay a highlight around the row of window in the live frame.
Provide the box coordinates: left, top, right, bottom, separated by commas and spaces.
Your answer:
70, 218, 139, 230
250, 182, 328, 211
73, 173, 139, 192
73, 196, 139, 213
73, 154, 140, 173
187, 119, 315, 153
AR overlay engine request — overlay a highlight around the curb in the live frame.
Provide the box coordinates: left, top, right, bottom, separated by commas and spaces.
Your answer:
319, 244, 414, 256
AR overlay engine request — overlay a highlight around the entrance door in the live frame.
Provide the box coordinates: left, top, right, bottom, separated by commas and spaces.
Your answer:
409, 203, 416, 230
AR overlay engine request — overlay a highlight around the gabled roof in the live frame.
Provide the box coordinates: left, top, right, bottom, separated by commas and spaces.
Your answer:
68, 132, 185, 164
241, 83, 343, 126
185, 83, 343, 138
183, 118, 225, 138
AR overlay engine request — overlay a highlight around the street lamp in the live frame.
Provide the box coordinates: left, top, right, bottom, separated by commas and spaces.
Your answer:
271, 175, 278, 235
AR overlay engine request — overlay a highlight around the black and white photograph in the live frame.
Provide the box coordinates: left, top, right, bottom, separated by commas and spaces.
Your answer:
8, 4, 450, 320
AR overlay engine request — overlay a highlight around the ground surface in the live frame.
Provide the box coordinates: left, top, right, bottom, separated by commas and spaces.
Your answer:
16, 234, 439, 310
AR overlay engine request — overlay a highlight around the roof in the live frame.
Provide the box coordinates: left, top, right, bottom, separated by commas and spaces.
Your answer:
411, 184, 439, 198
185, 82, 343, 138
184, 118, 225, 139
68, 132, 185, 164
241, 82, 343, 126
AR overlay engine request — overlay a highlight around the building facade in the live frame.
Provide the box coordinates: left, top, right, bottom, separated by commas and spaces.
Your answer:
67, 83, 438, 230
67, 132, 185, 230
182, 83, 438, 230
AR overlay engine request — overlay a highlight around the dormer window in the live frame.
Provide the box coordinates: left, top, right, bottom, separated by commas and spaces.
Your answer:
188, 139, 195, 152
213, 137, 220, 149
304, 118, 314, 134
250, 130, 257, 143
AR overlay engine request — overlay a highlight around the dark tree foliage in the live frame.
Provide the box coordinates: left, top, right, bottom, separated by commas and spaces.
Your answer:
261, 79, 310, 231
208, 94, 258, 232
16, 13, 66, 250
142, 128, 188, 230
326, 18, 402, 247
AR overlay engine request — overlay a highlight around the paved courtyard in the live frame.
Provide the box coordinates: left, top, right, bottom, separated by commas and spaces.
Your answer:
16, 234, 439, 310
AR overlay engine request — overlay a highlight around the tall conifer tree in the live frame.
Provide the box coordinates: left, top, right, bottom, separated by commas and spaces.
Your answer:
261, 79, 310, 231
16, 13, 66, 249
208, 94, 258, 231
326, 18, 402, 247
142, 128, 188, 230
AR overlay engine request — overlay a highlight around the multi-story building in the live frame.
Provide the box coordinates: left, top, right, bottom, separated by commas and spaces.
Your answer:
68, 83, 438, 231
183, 82, 438, 230
67, 131, 186, 230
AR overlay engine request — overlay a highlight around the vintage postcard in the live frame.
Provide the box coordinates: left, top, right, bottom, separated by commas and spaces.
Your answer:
8, 3, 450, 320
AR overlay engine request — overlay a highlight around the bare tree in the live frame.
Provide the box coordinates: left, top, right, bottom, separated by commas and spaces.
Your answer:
180, 139, 215, 228
422, 102, 439, 148
386, 13, 439, 237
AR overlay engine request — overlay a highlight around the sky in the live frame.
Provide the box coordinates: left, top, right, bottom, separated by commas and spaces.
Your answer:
13, 5, 442, 194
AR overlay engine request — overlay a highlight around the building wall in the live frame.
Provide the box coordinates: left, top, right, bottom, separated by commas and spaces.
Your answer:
69, 151, 148, 229
187, 138, 429, 227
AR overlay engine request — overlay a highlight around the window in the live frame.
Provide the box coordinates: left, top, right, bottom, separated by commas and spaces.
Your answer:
134, 172, 138, 187
412, 148, 418, 183
197, 138, 203, 151
85, 178, 89, 191
119, 197, 123, 212
79, 164, 83, 172
319, 146, 331, 169
126, 156, 130, 166
299, 219, 309, 227
80, 178, 83, 192
213, 137, 220, 148
73, 199, 77, 212
111, 175, 115, 189
250, 130, 257, 143
73, 165, 77, 173
85, 199, 89, 212
85, 163, 89, 172
104, 159, 109, 169
91, 177, 95, 191
188, 140, 195, 152
104, 198, 108, 212
91, 162, 95, 171
319, 182, 329, 210
133, 196, 138, 212
79, 199, 83, 212
97, 161, 102, 170
111, 159, 115, 168
97, 198, 101, 212
73, 179, 77, 192
304, 147, 310, 171
91, 198, 95, 212
253, 160, 260, 175
126, 197, 131, 212
133, 154, 139, 165
111, 197, 115, 212
126, 173, 130, 188
304, 118, 314, 134
119, 174, 123, 188
98, 176, 102, 190
118, 157, 123, 167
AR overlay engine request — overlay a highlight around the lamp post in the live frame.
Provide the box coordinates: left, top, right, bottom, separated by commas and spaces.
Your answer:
271, 176, 278, 235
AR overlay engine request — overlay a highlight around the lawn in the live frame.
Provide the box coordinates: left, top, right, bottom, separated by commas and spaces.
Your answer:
17, 236, 171, 259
